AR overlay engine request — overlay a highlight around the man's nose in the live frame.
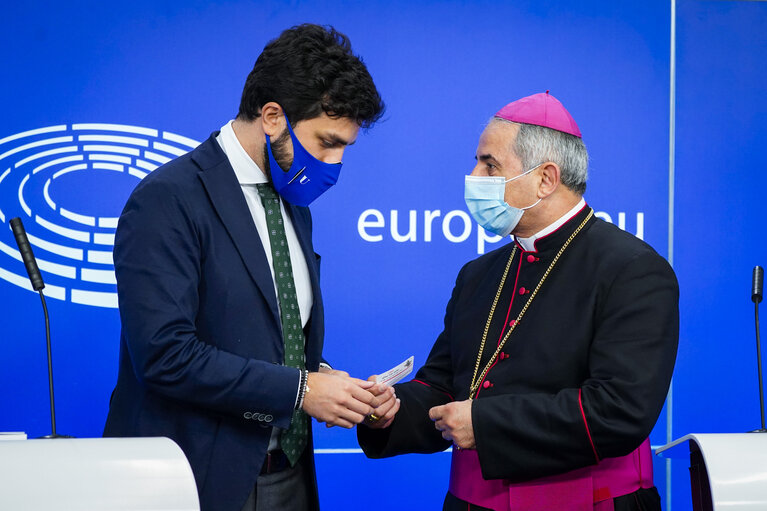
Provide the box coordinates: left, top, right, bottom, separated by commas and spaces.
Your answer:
323, 147, 345, 164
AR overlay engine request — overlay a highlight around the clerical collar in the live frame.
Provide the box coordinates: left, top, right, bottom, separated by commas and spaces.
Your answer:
216, 120, 268, 185
514, 198, 587, 252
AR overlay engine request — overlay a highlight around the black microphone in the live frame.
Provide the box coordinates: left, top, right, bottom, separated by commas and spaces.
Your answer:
8, 217, 67, 438
9, 217, 45, 291
754, 266, 764, 304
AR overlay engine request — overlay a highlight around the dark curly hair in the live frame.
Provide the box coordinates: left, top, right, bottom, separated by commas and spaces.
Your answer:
237, 24, 385, 128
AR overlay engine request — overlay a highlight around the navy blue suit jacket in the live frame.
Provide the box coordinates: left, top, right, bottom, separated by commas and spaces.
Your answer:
104, 134, 324, 511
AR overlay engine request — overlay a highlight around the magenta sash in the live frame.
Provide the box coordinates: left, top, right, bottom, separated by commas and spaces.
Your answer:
448, 439, 654, 511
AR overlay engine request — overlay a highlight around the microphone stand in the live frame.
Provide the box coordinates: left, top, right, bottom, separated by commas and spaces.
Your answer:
751, 265, 765, 433
38, 289, 65, 439
9, 217, 70, 439
752, 299, 765, 432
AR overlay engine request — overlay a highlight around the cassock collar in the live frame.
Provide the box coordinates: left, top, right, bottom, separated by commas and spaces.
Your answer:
514, 199, 591, 253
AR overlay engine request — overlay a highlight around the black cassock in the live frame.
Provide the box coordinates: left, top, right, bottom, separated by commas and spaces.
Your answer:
358, 206, 678, 510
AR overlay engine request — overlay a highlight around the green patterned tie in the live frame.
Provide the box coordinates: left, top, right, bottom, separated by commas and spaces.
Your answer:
256, 183, 308, 466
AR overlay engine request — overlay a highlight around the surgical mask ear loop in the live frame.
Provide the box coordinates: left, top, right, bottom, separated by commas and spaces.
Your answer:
505, 163, 544, 211
503, 162, 544, 184
521, 198, 542, 211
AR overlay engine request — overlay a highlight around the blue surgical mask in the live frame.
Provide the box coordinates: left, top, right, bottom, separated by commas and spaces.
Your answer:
265, 114, 342, 207
464, 164, 542, 237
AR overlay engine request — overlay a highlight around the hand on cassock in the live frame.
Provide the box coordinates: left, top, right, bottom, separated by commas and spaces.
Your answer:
429, 400, 476, 449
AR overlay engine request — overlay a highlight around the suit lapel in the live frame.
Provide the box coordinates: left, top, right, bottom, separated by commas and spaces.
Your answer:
193, 136, 281, 329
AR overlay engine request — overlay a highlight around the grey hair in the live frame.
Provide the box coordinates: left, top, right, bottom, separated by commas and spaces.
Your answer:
492, 118, 589, 195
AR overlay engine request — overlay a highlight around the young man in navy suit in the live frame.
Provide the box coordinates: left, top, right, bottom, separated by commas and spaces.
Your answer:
104, 24, 389, 511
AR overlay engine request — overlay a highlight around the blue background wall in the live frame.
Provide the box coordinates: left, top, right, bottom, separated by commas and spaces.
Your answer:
1, 1, 765, 510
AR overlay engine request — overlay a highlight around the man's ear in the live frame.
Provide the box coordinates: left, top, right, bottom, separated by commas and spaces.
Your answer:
538, 162, 561, 198
261, 102, 286, 137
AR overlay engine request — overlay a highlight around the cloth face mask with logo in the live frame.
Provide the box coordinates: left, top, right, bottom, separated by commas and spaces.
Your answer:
265, 113, 342, 207
464, 164, 543, 237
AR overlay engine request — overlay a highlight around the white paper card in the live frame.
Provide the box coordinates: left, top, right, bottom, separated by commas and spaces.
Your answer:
376, 356, 414, 386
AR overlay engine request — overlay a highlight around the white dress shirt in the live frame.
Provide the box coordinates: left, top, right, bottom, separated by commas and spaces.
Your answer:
216, 120, 313, 450
216, 120, 313, 325
515, 198, 586, 252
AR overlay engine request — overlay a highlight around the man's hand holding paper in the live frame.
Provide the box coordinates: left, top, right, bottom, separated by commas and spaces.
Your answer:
361, 356, 414, 429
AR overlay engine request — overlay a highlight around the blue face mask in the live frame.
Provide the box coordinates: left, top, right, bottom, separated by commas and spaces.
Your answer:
464, 164, 542, 237
265, 114, 342, 207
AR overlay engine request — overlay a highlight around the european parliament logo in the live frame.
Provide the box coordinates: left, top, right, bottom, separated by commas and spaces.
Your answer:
0, 124, 200, 308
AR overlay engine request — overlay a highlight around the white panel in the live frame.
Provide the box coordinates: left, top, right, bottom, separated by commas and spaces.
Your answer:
92, 162, 124, 172
129, 167, 148, 179
35, 215, 90, 242
37, 258, 77, 279
135, 160, 157, 171
0, 136, 73, 162
0, 267, 65, 299
82, 144, 140, 156
656, 433, 767, 510
72, 123, 158, 137
80, 268, 116, 284
18, 173, 31, 216
32, 154, 83, 175
0, 125, 66, 146
162, 131, 200, 149
52, 163, 87, 179
87, 250, 113, 265
0, 437, 199, 510
26, 233, 83, 260
153, 141, 188, 156
87, 153, 131, 164
77, 134, 148, 147
59, 208, 96, 226
144, 150, 171, 164
71, 289, 118, 308
98, 217, 119, 228
19, 147, 79, 169
43, 179, 56, 210
93, 233, 115, 245
1, 235, 79, 277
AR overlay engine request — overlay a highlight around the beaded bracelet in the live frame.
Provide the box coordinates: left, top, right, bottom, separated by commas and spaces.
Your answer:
296, 369, 308, 410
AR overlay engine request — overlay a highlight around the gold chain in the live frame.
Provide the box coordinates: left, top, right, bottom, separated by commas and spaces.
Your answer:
468, 210, 594, 400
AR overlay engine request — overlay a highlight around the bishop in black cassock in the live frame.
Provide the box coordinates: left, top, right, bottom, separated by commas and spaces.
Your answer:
358, 93, 678, 511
